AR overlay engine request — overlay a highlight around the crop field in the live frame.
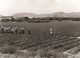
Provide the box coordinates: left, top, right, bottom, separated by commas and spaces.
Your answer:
0, 21, 80, 51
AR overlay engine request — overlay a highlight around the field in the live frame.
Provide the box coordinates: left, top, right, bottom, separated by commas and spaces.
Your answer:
0, 21, 80, 51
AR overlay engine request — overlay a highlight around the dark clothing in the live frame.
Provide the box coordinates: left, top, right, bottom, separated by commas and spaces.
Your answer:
21, 30, 25, 34
1, 28, 4, 33
28, 30, 31, 34
15, 29, 18, 34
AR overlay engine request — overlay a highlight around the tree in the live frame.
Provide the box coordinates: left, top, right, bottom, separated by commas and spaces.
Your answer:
11, 17, 14, 22
49, 18, 53, 20
24, 17, 30, 21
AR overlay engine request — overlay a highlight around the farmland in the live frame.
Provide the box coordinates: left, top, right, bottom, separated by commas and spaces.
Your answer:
0, 21, 80, 51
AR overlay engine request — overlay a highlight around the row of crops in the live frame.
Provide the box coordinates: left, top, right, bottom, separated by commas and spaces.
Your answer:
13, 35, 80, 52
0, 33, 79, 52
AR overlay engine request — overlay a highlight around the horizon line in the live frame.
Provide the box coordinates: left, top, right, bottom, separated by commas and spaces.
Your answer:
1, 11, 80, 16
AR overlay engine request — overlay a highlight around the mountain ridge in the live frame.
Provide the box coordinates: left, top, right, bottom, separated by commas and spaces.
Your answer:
13, 12, 80, 18
1, 12, 80, 18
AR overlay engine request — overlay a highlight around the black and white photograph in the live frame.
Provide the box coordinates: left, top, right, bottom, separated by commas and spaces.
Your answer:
0, 0, 80, 58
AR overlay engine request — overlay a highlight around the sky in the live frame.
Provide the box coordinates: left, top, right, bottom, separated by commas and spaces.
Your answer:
0, 0, 80, 16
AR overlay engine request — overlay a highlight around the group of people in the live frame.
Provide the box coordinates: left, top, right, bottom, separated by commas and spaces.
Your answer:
0, 26, 25, 34
0, 26, 53, 35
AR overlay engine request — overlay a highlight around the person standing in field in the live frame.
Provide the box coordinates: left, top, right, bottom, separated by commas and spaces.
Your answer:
6, 27, 11, 33
1, 26, 4, 33
21, 27, 25, 34
19, 28, 22, 33
28, 29, 31, 34
15, 27, 18, 34
7, 27, 11, 33
50, 27, 53, 35
6, 27, 9, 33
11, 28, 14, 33
3, 27, 7, 33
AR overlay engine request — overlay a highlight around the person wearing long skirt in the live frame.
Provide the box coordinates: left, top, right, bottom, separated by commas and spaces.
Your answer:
15, 27, 18, 34
7, 27, 11, 33
11, 28, 14, 34
21, 27, 25, 34
19, 28, 22, 34
28, 29, 31, 34
1, 26, 4, 33
50, 27, 53, 35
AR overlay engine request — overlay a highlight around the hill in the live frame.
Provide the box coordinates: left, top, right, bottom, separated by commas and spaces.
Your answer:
12, 12, 80, 18
13, 12, 37, 18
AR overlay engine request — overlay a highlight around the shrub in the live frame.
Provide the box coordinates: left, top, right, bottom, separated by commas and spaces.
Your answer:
36, 49, 67, 58
28, 51, 36, 57
0, 45, 18, 54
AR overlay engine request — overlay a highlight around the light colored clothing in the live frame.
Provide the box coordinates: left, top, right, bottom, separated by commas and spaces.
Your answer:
50, 28, 53, 35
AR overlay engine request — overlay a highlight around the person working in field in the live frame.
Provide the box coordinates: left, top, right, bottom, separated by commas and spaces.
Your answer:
1, 26, 4, 33
21, 27, 25, 34
7, 27, 11, 33
6, 27, 11, 33
11, 28, 14, 33
28, 29, 31, 34
6, 27, 9, 33
14, 27, 18, 34
50, 27, 53, 35
2, 27, 7, 33
5, 27, 9, 33
19, 28, 22, 33
19, 27, 25, 34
